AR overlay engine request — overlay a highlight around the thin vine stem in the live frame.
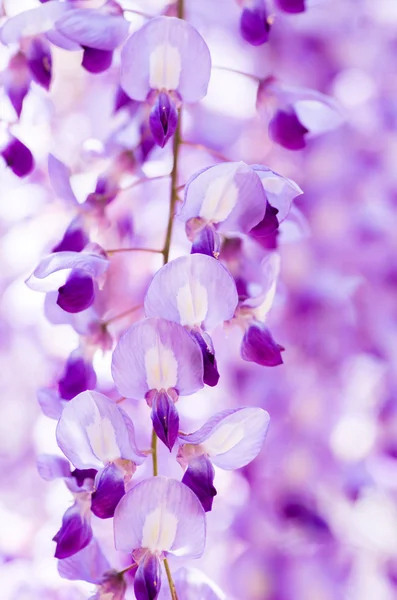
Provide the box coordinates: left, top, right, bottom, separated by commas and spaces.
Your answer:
212, 64, 261, 83
106, 247, 163, 256
164, 558, 179, 600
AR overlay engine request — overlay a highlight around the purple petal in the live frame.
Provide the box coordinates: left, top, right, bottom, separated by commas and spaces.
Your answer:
179, 162, 267, 234
241, 322, 284, 366
144, 254, 238, 330
26, 250, 109, 292
151, 390, 179, 452
137, 121, 156, 163
91, 463, 126, 519
268, 108, 309, 150
114, 86, 139, 113
180, 407, 270, 470
280, 496, 331, 536
189, 330, 219, 387
82, 47, 113, 74
71, 468, 98, 488
37, 455, 71, 481
58, 353, 97, 400
57, 270, 95, 314
26, 37, 52, 90
191, 225, 221, 258
55, 10, 129, 51
56, 390, 145, 470
53, 220, 89, 253
114, 477, 206, 558
111, 318, 204, 399
0, 2, 71, 45
1, 137, 34, 178
121, 16, 211, 102
37, 387, 64, 420
4, 52, 31, 118
149, 91, 178, 148
53, 503, 93, 559
48, 154, 78, 206
249, 204, 279, 240
240, 3, 271, 46
58, 538, 111, 584
134, 553, 162, 600
251, 164, 303, 222
182, 455, 217, 513
45, 28, 82, 51
276, 0, 306, 12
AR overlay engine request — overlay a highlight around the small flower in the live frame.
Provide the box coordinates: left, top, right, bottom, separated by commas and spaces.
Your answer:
240, 0, 271, 46
1, 136, 34, 178
57, 352, 97, 401
111, 318, 204, 450
120, 16, 211, 147
114, 477, 206, 600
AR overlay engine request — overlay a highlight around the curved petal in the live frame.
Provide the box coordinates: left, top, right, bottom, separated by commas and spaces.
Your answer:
53, 503, 93, 559
240, 3, 271, 46
82, 47, 113, 74
37, 387, 64, 420
182, 455, 217, 513
58, 354, 96, 401
181, 407, 270, 470
241, 323, 284, 367
251, 165, 302, 222
48, 154, 78, 206
120, 16, 211, 102
111, 318, 204, 399
114, 477, 206, 558
0, 2, 71, 44
134, 553, 162, 600
144, 254, 238, 330
90, 463, 126, 519
1, 137, 34, 178
151, 390, 179, 452
37, 455, 71, 481
269, 108, 308, 150
56, 391, 145, 470
26, 37, 52, 90
55, 10, 129, 51
57, 271, 95, 314
58, 538, 111, 584
26, 250, 109, 292
179, 162, 266, 234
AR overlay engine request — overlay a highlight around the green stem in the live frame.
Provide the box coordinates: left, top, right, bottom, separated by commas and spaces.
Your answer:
106, 247, 163, 256
162, 108, 183, 265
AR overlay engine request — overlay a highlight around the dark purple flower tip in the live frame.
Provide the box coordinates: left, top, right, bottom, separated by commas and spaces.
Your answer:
280, 498, 331, 536
86, 176, 118, 208
114, 85, 139, 114
149, 91, 178, 148
189, 330, 220, 387
191, 225, 221, 258
57, 269, 95, 314
71, 468, 98, 487
26, 38, 52, 90
250, 204, 279, 238
53, 223, 89, 253
58, 354, 97, 400
240, 6, 271, 46
5, 52, 31, 118
91, 463, 126, 519
276, 0, 305, 13
137, 122, 156, 163
268, 108, 309, 150
1, 137, 34, 178
151, 390, 179, 452
82, 47, 113, 74
134, 553, 161, 600
182, 455, 217, 513
7, 83, 29, 119
53, 504, 93, 559
241, 322, 284, 367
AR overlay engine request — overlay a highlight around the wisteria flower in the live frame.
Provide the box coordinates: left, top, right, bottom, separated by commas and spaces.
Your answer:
144, 254, 238, 386
114, 477, 206, 600
239, 0, 271, 46
178, 407, 270, 510
120, 16, 211, 147
257, 77, 344, 149
26, 247, 109, 314
112, 317, 204, 450
1, 135, 34, 178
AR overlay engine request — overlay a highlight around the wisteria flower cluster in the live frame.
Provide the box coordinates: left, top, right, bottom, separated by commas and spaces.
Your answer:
1, 0, 371, 598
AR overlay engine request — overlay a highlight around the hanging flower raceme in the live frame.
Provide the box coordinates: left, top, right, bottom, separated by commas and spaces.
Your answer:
178, 407, 270, 511
179, 162, 268, 254
42, 390, 146, 557
54, 1, 130, 73
257, 77, 344, 150
144, 254, 238, 386
112, 317, 204, 451
114, 477, 206, 600
120, 16, 211, 147
26, 246, 109, 314
238, 0, 272, 46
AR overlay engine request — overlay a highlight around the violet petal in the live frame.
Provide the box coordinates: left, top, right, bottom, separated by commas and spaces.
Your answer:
57, 538, 111, 584
240, 4, 271, 46
58, 354, 97, 401
149, 91, 178, 148
2, 137, 34, 178
82, 47, 113, 74
26, 37, 52, 90
241, 322, 284, 366
91, 463, 126, 519
134, 553, 162, 600
57, 270, 95, 314
189, 330, 220, 387
53, 504, 93, 559
182, 455, 217, 513
268, 108, 309, 150
151, 390, 179, 452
